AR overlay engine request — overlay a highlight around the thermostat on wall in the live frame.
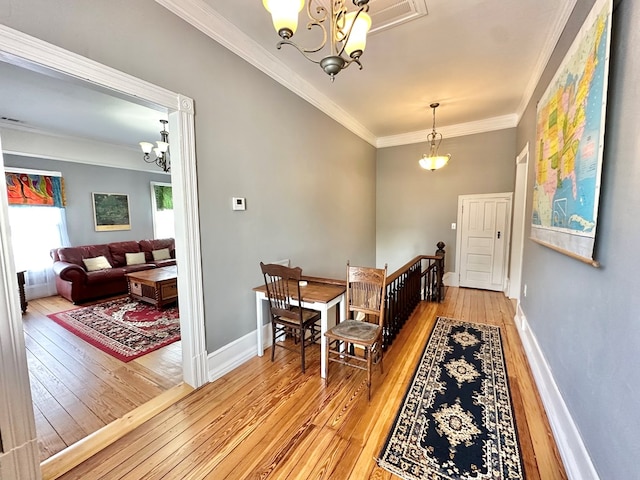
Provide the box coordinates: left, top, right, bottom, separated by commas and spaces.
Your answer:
232, 197, 246, 211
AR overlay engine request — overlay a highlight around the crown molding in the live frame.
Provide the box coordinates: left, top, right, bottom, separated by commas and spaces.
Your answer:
155, 0, 378, 146
0, 120, 169, 173
376, 114, 518, 149
516, 0, 578, 119
156, 0, 575, 148
0, 118, 138, 149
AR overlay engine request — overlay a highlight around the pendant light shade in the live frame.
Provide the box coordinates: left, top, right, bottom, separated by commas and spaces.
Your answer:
262, 0, 304, 39
419, 103, 451, 171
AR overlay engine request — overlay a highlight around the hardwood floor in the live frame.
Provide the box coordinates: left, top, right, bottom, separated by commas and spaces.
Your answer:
57, 287, 567, 479
23, 295, 183, 462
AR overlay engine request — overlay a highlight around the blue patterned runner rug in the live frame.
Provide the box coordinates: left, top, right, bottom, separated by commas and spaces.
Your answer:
377, 317, 525, 479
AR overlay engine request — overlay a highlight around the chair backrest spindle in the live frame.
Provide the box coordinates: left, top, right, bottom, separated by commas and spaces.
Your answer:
346, 262, 387, 326
260, 262, 304, 322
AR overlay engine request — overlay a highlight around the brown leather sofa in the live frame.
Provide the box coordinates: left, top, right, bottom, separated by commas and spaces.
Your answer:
51, 238, 176, 304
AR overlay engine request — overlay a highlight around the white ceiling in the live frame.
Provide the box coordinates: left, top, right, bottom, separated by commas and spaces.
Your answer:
0, 0, 576, 149
0, 60, 167, 150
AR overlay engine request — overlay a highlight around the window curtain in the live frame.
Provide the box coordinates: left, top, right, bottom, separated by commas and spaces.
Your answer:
5, 171, 70, 300
5, 172, 65, 207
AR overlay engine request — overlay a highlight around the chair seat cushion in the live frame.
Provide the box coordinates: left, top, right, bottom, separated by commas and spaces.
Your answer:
276, 307, 320, 326
326, 319, 380, 344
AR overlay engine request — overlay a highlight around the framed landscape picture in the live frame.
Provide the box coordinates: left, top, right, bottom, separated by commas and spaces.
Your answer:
92, 192, 131, 231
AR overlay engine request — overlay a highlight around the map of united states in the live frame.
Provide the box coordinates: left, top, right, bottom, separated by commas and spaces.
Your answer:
532, 6, 608, 237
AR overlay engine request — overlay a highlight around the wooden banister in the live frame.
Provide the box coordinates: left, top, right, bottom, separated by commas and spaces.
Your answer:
382, 242, 445, 349
299, 242, 445, 350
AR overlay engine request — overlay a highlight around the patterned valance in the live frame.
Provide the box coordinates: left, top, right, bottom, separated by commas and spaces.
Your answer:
154, 184, 173, 210
5, 172, 66, 207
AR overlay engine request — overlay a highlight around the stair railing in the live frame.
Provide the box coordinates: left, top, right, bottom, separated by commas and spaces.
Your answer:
382, 242, 445, 348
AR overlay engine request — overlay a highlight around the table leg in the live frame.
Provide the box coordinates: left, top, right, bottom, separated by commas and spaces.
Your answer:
256, 292, 265, 356
320, 303, 329, 379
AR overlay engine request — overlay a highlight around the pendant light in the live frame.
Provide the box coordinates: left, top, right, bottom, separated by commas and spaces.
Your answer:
419, 103, 451, 171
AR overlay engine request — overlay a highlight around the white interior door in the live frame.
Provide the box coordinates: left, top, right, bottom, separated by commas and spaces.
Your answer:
457, 193, 513, 291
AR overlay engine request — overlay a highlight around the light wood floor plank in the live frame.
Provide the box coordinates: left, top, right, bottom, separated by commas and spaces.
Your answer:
22, 295, 182, 461
56, 288, 567, 480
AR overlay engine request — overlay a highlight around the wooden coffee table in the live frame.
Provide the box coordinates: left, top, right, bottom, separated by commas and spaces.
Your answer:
126, 265, 178, 308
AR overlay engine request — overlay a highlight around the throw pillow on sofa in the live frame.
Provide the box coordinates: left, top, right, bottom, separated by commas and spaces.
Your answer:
125, 252, 146, 265
152, 248, 171, 261
83, 256, 112, 272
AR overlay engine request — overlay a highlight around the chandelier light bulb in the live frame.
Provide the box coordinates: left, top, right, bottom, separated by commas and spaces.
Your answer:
344, 11, 371, 58
139, 142, 153, 154
157, 141, 169, 153
263, 0, 304, 39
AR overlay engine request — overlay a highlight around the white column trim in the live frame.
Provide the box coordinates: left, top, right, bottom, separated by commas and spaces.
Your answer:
508, 143, 529, 299
0, 138, 42, 478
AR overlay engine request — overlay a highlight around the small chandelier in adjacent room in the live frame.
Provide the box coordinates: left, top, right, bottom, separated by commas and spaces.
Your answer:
419, 103, 451, 171
262, 0, 372, 81
140, 120, 170, 172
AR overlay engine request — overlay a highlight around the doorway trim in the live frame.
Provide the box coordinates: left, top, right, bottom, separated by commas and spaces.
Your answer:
508, 143, 529, 300
0, 24, 207, 476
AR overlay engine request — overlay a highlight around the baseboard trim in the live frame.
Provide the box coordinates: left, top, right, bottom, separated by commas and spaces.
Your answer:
207, 327, 265, 382
514, 303, 600, 480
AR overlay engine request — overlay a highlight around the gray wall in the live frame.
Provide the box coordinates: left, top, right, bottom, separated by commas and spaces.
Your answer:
518, 0, 639, 477
4, 154, 168, 246
0, 0, 377, 351
377, 129, 517, 273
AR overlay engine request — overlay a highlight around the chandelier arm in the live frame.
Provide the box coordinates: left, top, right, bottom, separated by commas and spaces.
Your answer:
276, 39, 323, 64
288, 0, 329, 54
298, 22, 328, 54
339, 56, 363, 70
308, 0, 328, 23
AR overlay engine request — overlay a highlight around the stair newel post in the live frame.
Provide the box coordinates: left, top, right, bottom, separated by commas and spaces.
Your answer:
435, 241, 445, 302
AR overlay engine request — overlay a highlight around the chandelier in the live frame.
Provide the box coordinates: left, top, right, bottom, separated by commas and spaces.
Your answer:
262, 0, 372, 81
419, 103, 451, 171
139, 120, 170, 172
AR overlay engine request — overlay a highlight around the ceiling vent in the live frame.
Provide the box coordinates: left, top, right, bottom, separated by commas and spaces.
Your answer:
368, 0, 428, 35
318, 0, 428, 35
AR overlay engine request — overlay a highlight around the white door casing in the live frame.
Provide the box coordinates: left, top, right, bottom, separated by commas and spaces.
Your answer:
0, 24, 208, 478
456, 193, 513, 292
508, 144, 530, 300
0, 135, 42, 480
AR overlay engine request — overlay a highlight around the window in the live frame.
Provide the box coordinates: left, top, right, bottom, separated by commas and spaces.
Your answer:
151, 182, 174, 239
5, 168, 70, 300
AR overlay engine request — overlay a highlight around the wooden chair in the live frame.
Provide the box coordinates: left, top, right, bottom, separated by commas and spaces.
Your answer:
260, 262, 322, 374
324, 262, 387, 400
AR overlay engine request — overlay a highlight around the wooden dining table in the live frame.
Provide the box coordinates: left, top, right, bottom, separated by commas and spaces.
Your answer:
253, 279, 346, 378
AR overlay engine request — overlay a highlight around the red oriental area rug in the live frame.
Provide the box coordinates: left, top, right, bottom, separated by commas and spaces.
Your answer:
48, 297, 180, 362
